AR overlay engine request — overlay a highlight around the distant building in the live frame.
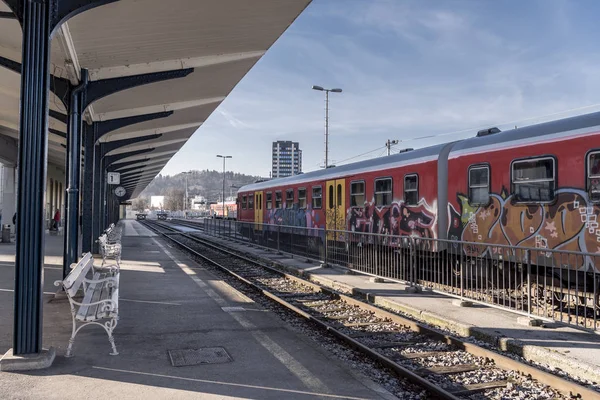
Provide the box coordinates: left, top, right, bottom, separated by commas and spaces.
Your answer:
190, 195, 207, 211
272, 140, 302, 178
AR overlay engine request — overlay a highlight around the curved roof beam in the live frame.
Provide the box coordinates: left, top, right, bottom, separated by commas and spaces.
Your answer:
90, 50, 265, 80
95, 97, 223, 121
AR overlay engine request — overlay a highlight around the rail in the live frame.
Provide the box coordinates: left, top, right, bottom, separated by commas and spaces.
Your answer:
196, 218, 600, 332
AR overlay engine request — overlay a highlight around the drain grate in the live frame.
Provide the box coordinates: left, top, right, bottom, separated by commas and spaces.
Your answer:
168, 347, 232, 367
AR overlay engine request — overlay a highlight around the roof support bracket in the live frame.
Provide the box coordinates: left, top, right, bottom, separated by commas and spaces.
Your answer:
83, 68, 194, 110
106, 158, 150, 172
103, 147, 155, 168
0, 56, 72, 109
94, 111, 172, 142
4, 0, 119, 34
100, 133, 162, 156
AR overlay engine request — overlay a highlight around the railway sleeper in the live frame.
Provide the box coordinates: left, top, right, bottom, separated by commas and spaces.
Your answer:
448, 380, 510, 396
370, 340, 418, 349
416, 363, 481, 375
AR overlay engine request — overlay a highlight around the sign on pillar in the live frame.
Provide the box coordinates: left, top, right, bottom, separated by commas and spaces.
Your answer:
107, 172, 120, 185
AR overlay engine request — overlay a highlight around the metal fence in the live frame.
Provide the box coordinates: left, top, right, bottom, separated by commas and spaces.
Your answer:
200, 219, 600, 332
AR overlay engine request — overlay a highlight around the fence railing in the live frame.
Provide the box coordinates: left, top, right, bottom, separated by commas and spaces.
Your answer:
199, 218, 600, 332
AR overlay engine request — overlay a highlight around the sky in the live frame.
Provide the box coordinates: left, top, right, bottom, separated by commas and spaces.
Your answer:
159, 0, 600, 178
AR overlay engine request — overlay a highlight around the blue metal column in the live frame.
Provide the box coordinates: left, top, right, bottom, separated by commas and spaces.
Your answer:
92, 140, 102, 254
4, 0, 118, 356
81, 124, 95, 253
12, 0, 52, 355
63, 71, 88, 277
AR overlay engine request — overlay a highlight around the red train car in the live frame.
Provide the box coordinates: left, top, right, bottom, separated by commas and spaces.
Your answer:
238, 111, 600, 273
238, 143, 454, 248
447, 114, 600, 272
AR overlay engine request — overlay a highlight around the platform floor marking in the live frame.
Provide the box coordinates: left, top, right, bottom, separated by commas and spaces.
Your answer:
152, 238, 332, 396
91, 366, 372, 400
120, 298, 181, 306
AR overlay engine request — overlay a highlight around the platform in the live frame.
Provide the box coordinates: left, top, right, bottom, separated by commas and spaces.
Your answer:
196, 230, 600, 386
0, 221, 394, 400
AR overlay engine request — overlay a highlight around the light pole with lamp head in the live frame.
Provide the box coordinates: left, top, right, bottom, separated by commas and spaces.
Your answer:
312, 85, 342, 169
216, 155, 232, 218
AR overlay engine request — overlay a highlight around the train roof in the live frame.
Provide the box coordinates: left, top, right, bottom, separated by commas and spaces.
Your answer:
449, 110, 600, 157
239, 142, 453, 192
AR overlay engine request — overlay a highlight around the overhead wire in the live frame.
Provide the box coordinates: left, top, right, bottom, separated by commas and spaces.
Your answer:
333, 102, 600, 167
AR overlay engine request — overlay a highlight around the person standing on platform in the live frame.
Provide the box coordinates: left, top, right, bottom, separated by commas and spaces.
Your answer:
53, 209, 60, 230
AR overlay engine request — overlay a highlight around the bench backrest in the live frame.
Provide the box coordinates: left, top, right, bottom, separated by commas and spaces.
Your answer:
63, 252, 95, 297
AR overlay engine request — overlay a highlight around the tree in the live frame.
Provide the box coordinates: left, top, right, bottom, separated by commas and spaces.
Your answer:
164, 188, 185, 211
132, 197, 149, 212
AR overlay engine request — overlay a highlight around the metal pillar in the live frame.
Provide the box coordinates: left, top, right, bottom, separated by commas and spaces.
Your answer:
81, 124, 95, 253
12, 0, 53, 357
63, 71, 87, 277
6, 0, 116, 357
92, 143, 102, 254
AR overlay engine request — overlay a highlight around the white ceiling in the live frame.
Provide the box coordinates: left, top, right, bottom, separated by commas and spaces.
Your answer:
0, 0, 311, 197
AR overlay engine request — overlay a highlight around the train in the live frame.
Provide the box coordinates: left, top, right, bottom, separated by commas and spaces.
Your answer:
236, 111, 600, 310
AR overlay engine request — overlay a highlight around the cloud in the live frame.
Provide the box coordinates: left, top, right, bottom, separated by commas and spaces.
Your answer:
159, 0, 600, 178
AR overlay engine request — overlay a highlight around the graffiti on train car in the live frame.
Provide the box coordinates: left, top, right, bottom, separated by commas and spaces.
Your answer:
346, 199, 437, 245
266, 204, 324, 230
449, 187, 600, 270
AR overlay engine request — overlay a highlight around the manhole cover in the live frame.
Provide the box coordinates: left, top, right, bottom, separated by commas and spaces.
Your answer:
168, 347, 232, 367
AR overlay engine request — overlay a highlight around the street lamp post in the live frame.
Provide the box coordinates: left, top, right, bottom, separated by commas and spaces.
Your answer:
216, 155, 232, 218
312, 85, 342, 168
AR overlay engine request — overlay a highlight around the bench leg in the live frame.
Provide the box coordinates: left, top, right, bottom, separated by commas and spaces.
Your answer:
65, 312, 78, 358
105, 318, 119, 356
65, 317, 119, 357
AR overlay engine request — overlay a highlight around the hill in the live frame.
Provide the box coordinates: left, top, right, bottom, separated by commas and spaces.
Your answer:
139, 169, 263, 203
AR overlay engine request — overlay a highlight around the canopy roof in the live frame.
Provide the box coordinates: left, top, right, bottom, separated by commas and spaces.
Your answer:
0, 0, 311, 198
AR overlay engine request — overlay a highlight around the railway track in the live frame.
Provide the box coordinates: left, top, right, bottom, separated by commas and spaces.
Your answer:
141, 219, 598, 400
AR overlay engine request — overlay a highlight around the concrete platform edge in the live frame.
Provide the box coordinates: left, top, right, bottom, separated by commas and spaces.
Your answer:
0, 347, 55, 371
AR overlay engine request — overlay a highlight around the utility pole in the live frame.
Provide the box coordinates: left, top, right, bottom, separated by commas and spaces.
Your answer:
386, 139, 399, 156
312, 85, 342, 168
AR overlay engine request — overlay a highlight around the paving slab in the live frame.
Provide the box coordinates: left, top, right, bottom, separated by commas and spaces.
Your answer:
0, 222, 394, 400
197, 230, 600, 385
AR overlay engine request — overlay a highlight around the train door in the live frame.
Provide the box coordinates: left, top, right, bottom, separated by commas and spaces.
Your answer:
254, 191, 263, 229
325, 179, 346, 239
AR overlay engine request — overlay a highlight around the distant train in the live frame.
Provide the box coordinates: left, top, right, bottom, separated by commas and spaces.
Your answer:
237, 112, 600, 297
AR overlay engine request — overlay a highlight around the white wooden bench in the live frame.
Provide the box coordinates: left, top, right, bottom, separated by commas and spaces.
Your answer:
54, 252, 120, 357
97, 234, 122, 269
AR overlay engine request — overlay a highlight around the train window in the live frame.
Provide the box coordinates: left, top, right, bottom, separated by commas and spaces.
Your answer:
298, 188, 307, 209
248, 194, 254, 210
375, 178, 392, 206
266, 192, 272, 210
286, 189, 294, 208
468, 166, 490, 206
404, 175, 418, 206
512, 157, 555, 203
351, 181, 365, 207
312, 186, 322, 209
589, 152, 600, 202
337, 184, 342, 206
328, 185, 334, 208
275, 191, 282, 209
241, 195, 247, 210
